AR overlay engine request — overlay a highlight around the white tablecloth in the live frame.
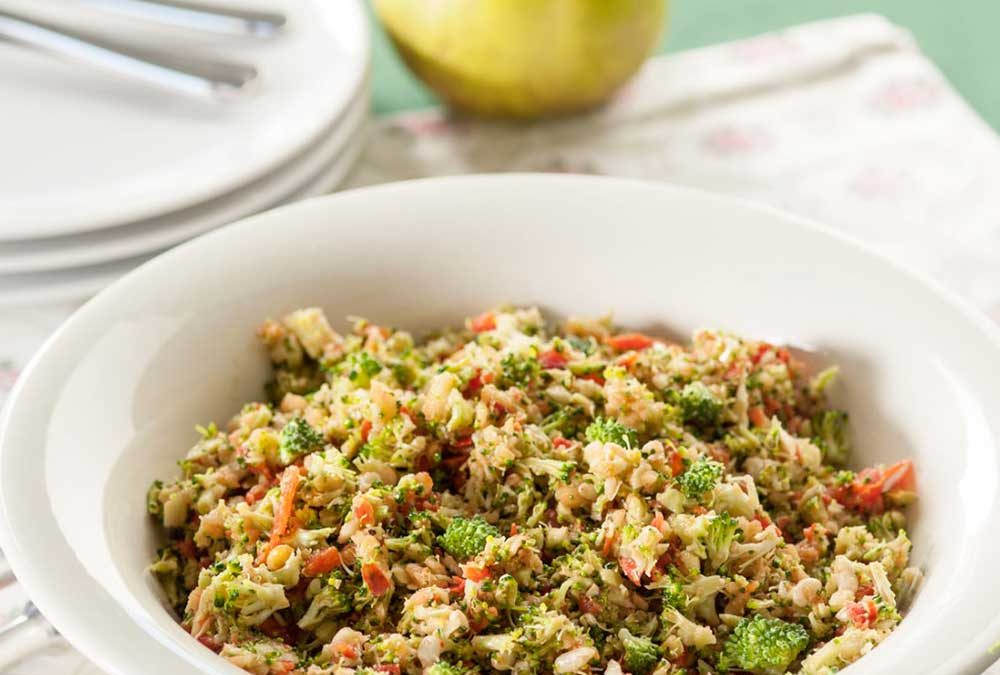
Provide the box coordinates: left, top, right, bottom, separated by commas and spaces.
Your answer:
3, 13, 1000, 674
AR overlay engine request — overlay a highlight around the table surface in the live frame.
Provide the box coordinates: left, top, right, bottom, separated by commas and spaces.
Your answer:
369, 0, 999, 132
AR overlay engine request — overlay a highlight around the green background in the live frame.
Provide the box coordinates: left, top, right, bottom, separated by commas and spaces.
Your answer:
368, 1, 998, 131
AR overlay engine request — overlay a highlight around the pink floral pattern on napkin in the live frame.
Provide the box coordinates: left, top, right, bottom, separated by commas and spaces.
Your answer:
701, 126, 771, 155
872, 77, 942, 112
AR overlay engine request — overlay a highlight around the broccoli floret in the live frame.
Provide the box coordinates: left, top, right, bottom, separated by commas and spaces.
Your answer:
279, 417, 323, 463
866, 511, 904, 540
809, 365, 839, 396
346, 351, 383, 387
677, 382, 723, 427
494, 573, 519, 608
585, 416, 638, 449
426, 662, 464, 675
498, 353, 539, 388
706, 512, 742, 570
676, 458, 725, 500
146, 480, 164, 516
408, 510, 433, 527
874, 593, 900, 621
662, 577, 687, 611
523, 457, 576, 482
298, 574, 354, 629
438, 516, 500, 559
619, 628, 661, 675
542, 405, 586, 437
812, 410, 850, 466
718, 615, 809, 673
567, 336, 596, 355
834, 469, 855, 486
393, 472, 432, 502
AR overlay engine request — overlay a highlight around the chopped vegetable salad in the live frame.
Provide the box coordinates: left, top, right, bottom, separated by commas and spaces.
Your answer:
148, 306, 920, 674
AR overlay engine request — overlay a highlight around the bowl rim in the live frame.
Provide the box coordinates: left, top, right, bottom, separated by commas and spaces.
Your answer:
3, 173, 1000, 674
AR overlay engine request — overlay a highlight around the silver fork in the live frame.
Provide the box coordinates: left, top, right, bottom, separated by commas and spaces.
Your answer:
0, 566, 59, 669
0, 6, 258, 99
84, 0, 286, 38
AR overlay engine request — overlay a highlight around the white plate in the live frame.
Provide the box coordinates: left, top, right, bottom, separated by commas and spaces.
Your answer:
0, 0, 368, 240
3, 177, 1000, 675
0, 129, 366, 308
0, 84, 370, 274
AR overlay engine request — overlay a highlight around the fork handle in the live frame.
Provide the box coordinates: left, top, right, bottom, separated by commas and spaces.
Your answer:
0, 604, 55, 669
0, 603, 39, 638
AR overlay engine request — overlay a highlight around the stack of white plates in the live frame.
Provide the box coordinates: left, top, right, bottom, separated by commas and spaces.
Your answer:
0, 0, 369, 307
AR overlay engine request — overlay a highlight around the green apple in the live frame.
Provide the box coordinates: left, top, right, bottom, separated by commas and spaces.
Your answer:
374, 0, 669, 119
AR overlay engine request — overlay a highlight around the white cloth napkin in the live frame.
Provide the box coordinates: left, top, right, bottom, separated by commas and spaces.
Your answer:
3, 13, 1000, 674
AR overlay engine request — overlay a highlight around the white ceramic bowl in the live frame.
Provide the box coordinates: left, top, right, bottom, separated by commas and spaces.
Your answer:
3, 175, 1000, 674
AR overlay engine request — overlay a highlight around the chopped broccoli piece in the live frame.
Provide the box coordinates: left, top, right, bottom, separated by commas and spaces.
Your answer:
279, 417, 323, 463
542, 405, 586, 437
874, 593, 900, 621
585, 416, 638, 449
676, 458, 725, 500
426, 662, 464, 675
723, 427, 763, 458
718, 615, 809, 673
494, 574, 519, 608
809, 365, 839, 396
866, 511, 904, 540
834, 469, 855, 486
346, 351, 383, 386
394, 472, 431, 502
298, 576, 353, 629
523, 457, 576, 482
706, 512, 742, 570
408, 510, 433, 527
567, 336, 596, 355
677, 382, 723, 427
438, 516, 500, 559
619, 628, 661, 675
146, 480, 163, 516
498, 353, 539, 388
662, 577, 687, 611
812, 410, 851, 466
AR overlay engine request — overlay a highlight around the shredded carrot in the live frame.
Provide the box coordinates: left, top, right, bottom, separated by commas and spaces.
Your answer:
465, 565, 490, 583
362, 563, 391, 596
748, 406, 768, 428
257, 466, 301, 564
303, 546, 342, 577
601, 530, 617, 558
353, 498, 375, 526
469, 312, 496, 333
667, 450, 685, 477
606, 333, 654, 351
539, 349, 569, 369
